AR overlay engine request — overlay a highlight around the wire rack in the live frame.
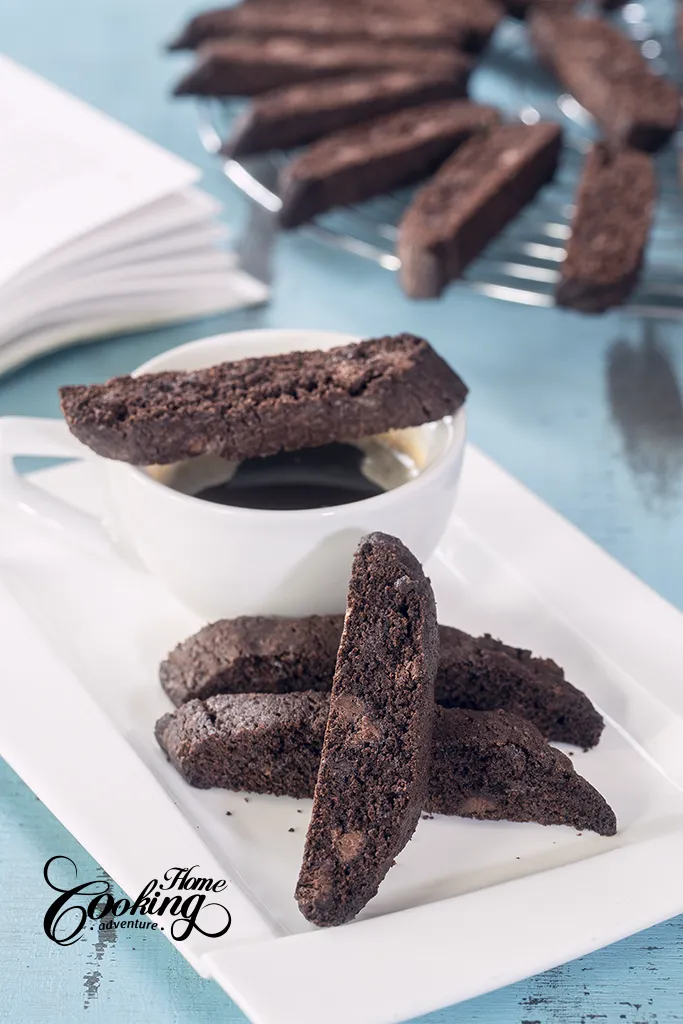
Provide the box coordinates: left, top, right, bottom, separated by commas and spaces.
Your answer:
197, 2, 683, 316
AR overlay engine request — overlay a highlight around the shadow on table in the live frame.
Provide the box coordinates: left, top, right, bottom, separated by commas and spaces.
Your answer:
606, 323, 683, 513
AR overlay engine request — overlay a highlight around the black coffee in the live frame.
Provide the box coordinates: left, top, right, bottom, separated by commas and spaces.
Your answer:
198, 443, 384, 510
152, 438, 418, 510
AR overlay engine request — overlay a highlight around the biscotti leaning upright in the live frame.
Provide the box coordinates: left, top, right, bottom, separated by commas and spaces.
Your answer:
295, 532, 439, 927
59, 333, 468, 465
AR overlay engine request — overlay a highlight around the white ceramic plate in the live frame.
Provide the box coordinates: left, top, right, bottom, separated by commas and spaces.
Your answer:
1, 447, 682, 1024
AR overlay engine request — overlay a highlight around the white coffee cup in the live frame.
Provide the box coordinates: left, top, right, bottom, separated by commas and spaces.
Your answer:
0, 329, 466, 619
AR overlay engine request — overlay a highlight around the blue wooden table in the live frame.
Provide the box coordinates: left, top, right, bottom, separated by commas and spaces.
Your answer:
1, 2, 682, 1021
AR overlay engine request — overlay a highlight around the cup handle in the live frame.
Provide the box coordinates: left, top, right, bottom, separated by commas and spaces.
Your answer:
0, 416, 114, 557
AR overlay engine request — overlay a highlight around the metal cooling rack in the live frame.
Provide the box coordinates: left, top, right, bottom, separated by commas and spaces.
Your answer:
197, 2, 683, 316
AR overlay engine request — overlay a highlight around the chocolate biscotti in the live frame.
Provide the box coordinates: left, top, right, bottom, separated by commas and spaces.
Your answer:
557, 143, 656, 313
427, 707, 615, 832
530, 12, 680, 152
170, 0, 502, 54
169, 3, 478, 52
159, 615, 604, 748
398, 121, 562, 299
155, 694, 616, 836
296, 533, 438, 926
278, 100, 500, 229
59, 333, 468, 465
224, 70, 467, 158
173, 35, 469, 97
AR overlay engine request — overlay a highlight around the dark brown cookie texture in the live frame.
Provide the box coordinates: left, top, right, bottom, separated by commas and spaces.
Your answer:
170, 0, 503, 55
173, 35, 468, 98
159, 614, 345, 707
155, 693, 617, 836
530, 12, 680, 152
59, 333, 468, 465
160, 614, 604, 749
169, 3, 479, 52
278, 100, 498, 229
155, 691, 331, 797
398, 121, 562, 299
435, 626, 604, 749
556, 143, 656, 314
296, 532, 438, 927
224, 70, 466, 158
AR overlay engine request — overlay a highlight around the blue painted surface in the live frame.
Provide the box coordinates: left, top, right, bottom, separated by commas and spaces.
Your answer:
1, 2, 682, 1021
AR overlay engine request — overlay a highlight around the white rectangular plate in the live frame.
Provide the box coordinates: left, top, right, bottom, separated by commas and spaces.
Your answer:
1, 445, 683, 1024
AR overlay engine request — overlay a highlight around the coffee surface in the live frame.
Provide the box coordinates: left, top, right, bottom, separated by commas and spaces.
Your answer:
156, 438, 417, 510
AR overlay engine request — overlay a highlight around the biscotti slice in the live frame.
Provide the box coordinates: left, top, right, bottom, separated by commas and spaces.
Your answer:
436, 626, 604, 748
426, 707, 615, 833
160, 614, 345, 707
530, 12, 680, 152
170, 0, 502, 54
224, 70, 467, 158
155, 694, 617, 835
59, 333, 468, 465
295, 532, 438, 927
169, 3, 478, 52
159, 615, 604, 748
156, 691, 331, 796
279, 100, 500, 229
398, 121, 562, 298
173, 35, 469, 97
556, 143, 655, 313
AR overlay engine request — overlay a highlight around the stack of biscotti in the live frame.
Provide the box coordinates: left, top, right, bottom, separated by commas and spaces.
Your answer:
169, 0, 507, 234
168, 1, 680, 312
155, 532, 616, 928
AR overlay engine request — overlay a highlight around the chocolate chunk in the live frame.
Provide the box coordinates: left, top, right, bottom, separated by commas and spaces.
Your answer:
295, 532, 438, 926
557, 143, 656, 313
530, 12, 680, 152
155, 693, 616, 836
278, 100, 498, 229
159, 614, 604, 749
224, 70, 467, 158
173, 35, 468, 97
398, 121, 562, 298
59, 333, 468, 465
168, 2, 492, 53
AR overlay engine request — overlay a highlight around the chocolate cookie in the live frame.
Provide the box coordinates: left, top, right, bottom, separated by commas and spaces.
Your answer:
60, 333, 468, 465
169, 3, 481, 52
279, 100, 499, 228
295, 532, 438, 926
159, 615, 604, 748
530, 12, 680, 152
170, 0, 502, 54
224, 70, 467, 158
557, 143, 656, 313
398, 121, 562, 298
155, 694, 616, 835
173, 35, 468, 97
